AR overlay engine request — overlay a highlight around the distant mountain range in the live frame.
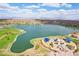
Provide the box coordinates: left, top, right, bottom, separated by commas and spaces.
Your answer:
36, 19, 79, 26
0, 19, 79, 26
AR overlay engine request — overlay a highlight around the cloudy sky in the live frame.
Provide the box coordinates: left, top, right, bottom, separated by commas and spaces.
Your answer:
0, 3, 79, 20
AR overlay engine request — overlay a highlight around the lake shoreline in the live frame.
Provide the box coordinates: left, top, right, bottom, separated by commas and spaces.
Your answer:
1, 24, 79, 56
1, 31, 79, 56
19, 34, 79, 56
8, 24, 79, 54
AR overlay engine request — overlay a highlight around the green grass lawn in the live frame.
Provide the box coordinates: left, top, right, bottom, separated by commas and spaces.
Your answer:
0, 28, 22, 48
65, 35, 79, 43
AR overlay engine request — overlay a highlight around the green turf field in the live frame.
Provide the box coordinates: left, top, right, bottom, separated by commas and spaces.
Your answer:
0, 28, 22, 48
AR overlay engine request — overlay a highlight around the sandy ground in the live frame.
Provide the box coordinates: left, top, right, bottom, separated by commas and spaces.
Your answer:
19, 36, 77, 56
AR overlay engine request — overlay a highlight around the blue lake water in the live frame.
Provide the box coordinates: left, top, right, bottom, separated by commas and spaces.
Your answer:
10, 24, 79, 53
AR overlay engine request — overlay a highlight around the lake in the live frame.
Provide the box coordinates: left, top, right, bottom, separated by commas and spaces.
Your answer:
10, 24, 79, 53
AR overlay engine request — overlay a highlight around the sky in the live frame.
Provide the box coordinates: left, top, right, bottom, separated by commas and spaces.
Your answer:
0, 3, 79, 20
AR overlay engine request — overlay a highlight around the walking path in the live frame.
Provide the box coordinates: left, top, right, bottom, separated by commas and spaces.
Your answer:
0, 34, 7, 40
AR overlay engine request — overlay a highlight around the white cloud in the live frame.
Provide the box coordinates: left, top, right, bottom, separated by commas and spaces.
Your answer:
1, 8, 79, 20
9, 8, 32, 14
59, 9, 79, 20
0, 4, 33, 19
0, 3, 19, 11
0, 4, 33, 14
35, 9, 79, 20
38, 9, 47, 12
25, 5, 40, 10
0, 3, 10, 9
37, 8, 48, 15
41, 3, 72, 8
39, 10, 61, 19
61, 3, 72, 8
0, 3, 79, 20
42, 3, 61, 7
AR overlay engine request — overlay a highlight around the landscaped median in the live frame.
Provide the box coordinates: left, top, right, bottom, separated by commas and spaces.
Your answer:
0, 28, 26, 56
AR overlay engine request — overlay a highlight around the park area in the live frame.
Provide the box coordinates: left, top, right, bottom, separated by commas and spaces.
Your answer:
0, 28, 24, 55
